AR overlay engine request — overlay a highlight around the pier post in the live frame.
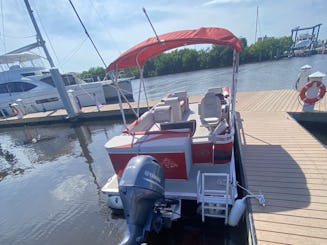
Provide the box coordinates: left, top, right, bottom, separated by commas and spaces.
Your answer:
67, 89, 81, 114
16, 99, 26, 115
302, 104, 315, 112
50, 68, 77, 118
11, 103, 24, 119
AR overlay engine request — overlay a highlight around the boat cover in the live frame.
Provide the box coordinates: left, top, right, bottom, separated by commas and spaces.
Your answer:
107, 27, 242, 71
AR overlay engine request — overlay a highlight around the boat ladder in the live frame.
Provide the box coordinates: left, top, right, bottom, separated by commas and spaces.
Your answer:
196, 172, 230, 224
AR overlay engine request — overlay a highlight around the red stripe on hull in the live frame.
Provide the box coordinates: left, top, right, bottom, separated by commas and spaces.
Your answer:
213, 141, 233, 164
191, 143, 213, 163
109, 152, 188, 179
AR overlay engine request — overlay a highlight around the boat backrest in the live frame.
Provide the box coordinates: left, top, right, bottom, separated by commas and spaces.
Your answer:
207, 87, 223, 95
125, 111, 154, 133
162, 97, 182, 122
199, 92, 222, 119
153, 105, 172, 123
207, 87, 226, 105
172, 91, 189, 113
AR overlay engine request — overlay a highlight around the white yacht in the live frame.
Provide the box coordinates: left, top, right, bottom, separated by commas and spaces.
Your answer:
0, 53, 134, 117
0, 0, 134, 117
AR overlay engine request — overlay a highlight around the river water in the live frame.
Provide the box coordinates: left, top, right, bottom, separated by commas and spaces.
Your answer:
133, 54, 327, 101
0, 55, 326, 245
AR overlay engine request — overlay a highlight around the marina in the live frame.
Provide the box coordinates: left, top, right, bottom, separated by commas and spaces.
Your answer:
0, 44, 327, 245
1, 89, 326, 127
0, 0, 327, 244
1, 87, 326, 244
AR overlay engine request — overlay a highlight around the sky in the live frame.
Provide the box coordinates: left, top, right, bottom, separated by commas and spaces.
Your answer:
1, 0, 327, 73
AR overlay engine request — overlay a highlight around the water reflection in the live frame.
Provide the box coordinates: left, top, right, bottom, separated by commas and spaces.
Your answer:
0, 122, 121, 183
0, 125, 74, 182
0, 121, 126, 245
0, 142, 20, 181
74, 125, 93, 163
73, 125, 103, 193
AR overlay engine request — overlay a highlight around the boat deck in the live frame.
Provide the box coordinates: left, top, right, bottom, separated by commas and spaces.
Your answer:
102, 101, 236, 201
236, 89, 327, 244
102, 161, 233, 200
165, 159, 233, 200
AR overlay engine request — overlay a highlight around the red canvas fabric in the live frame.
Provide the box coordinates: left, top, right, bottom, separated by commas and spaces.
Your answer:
107, 27, 242, 71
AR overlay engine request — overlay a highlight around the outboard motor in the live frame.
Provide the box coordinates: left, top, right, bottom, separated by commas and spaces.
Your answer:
119, 155, 164, 245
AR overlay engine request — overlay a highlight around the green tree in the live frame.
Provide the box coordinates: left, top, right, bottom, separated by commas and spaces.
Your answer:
81, 36, 294, 78
78, 67, 106, 82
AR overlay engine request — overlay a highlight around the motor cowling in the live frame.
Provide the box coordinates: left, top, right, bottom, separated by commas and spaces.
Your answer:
118, 155, 164, 245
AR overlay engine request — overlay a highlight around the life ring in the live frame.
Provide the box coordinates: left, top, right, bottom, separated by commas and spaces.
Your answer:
299, 80, 326, 104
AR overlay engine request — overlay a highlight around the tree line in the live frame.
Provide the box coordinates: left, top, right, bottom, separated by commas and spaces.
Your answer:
78, 36, 293, 80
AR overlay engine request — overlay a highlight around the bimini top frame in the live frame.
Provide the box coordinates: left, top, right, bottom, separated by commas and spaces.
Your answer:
106, 27, 242, 128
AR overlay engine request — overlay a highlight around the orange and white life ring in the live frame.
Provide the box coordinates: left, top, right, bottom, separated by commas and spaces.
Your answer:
299, 80, 326, 104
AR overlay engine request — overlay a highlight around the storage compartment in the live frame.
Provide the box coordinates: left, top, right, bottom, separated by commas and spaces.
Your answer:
105, 132, 192, 179
191, 142, 213, 163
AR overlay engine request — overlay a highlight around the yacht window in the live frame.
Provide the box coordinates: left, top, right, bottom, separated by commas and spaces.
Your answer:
0, 82, 36, 93
0, 84, 9, 93
35, 97, 59, 104
62, 74, 77, 85
40, 76, 55, 87
21, 72, 36, 77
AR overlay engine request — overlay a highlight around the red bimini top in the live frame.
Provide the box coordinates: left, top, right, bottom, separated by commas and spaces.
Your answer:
107, 27, 242, 72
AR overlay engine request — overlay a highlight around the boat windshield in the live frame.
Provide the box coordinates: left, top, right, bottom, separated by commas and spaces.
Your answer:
40, 74, 82, 87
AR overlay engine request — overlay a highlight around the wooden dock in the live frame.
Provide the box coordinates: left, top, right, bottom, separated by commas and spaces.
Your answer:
236, 89, 327, 244
0, 100, 161, 127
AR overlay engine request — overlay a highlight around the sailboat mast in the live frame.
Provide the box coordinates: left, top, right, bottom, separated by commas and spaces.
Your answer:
23, 0, 55, 67
254, 5, 258, 43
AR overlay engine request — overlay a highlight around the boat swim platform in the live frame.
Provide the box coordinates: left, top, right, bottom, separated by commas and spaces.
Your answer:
235, 90, 327, 244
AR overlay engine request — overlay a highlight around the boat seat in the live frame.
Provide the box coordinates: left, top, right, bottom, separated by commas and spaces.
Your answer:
207, 87, 223, 95
172, 91, 189, 113
207, 87, 227, 105
162, 97, 182, 122
124, 111, 155, 133
199, 92, 222, 130
153, 105, 172, 123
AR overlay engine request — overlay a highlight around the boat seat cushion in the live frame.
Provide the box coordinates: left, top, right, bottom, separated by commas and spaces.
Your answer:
153, 105, 172, 123
162, 97, 182, 122
125, 111, 154, 133
199, 92, 222, 128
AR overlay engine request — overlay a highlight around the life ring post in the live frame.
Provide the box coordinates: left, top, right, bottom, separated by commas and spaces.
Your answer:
10, 103, 24, 119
